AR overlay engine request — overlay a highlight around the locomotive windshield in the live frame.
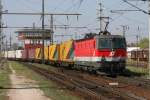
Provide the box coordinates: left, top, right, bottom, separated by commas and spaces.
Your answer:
112, 38, 126, 49
97, 37, 126, 49
98, 38, 111, 49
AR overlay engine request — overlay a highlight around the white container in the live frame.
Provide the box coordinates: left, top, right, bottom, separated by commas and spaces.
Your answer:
15, 50, 23, 59
8, 51, 16, 59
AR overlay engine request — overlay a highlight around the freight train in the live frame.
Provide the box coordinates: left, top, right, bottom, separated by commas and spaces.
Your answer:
3, 33, 127, 73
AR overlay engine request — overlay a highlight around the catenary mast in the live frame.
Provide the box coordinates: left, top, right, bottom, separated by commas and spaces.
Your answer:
0, 0, 2, 57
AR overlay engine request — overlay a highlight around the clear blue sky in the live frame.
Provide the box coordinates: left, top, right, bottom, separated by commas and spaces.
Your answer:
2, 0, 149, 44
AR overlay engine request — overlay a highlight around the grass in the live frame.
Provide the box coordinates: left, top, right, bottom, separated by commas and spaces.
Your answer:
127, 59, 148, 68
10, 61, 81, 100
125, 59, 149, 77
0, 61, 11, 100
125, 66, 149, 77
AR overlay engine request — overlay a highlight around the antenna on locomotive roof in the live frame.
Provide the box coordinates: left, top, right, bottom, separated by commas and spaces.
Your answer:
103, 22, 111, 35
104, 21, 109, 32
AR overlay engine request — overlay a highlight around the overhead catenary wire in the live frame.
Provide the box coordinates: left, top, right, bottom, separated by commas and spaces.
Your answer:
109, 1, 146, 22
122, 0, 149, 15
1, 12, 81, 16
121, 0, 150, 78
2, 0, 148, 41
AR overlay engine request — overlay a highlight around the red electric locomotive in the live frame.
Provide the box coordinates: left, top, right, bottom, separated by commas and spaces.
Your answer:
74, 33, 127, 73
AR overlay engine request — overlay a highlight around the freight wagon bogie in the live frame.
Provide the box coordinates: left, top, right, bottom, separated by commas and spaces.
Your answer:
58, 61, 74, 69
74, 61, 99, 72
100, 61, 126, 73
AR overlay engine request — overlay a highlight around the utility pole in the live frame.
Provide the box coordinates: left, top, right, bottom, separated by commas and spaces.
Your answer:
99, 0, 103, 32
120, 25, 129, 37
42, 0, 45, 64
98, 0, 109, 34
33, 22, 35, 29
6, 39, 7, 59
0, 0, 2, 57
50, 15, 54, 45
136, 35, 139, 67
148, 0, 150, 79
9, 34, 12, 50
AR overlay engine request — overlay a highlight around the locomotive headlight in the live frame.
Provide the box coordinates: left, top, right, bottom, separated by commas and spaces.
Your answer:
109, 51, 115, 57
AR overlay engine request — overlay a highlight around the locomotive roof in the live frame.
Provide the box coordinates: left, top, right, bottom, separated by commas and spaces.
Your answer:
75, 34, 124, 42
95, 35, 124, 38
131, 48, 148, 52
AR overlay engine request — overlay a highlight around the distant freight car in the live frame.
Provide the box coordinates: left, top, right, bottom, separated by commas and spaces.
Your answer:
131, 49, 149, 62
44, 47, 49, 61
3, 50, 22, 60
49, 44, 59, 65
15, 50, 23, 60
59, 40, 74, 66
35, 46, 52, 63
28, 49, 36, 62
7, 51, 16, 60
35, 47, 41, 61
22, 49, 28, 61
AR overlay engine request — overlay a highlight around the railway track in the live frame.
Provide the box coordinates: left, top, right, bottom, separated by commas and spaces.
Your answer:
58, 68, 150, 100
22, 63, 106, 100
109, 76, 150, 90
21, 62, 150, 100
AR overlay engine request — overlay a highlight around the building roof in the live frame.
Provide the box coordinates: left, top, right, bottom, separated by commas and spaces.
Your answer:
127, 47, 140, 52
16, 29, 52, 40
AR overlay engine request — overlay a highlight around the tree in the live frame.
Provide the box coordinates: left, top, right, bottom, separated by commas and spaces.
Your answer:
138, 38, 149, 49
12, 43, 23, 50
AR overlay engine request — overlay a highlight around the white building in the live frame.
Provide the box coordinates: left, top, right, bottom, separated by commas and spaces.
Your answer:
127, 47, 140, 58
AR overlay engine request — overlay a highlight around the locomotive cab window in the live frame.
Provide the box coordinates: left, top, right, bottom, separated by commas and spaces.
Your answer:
96, 37, 126, 50
112, 38, 126, 49
97, 38, 111, 49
